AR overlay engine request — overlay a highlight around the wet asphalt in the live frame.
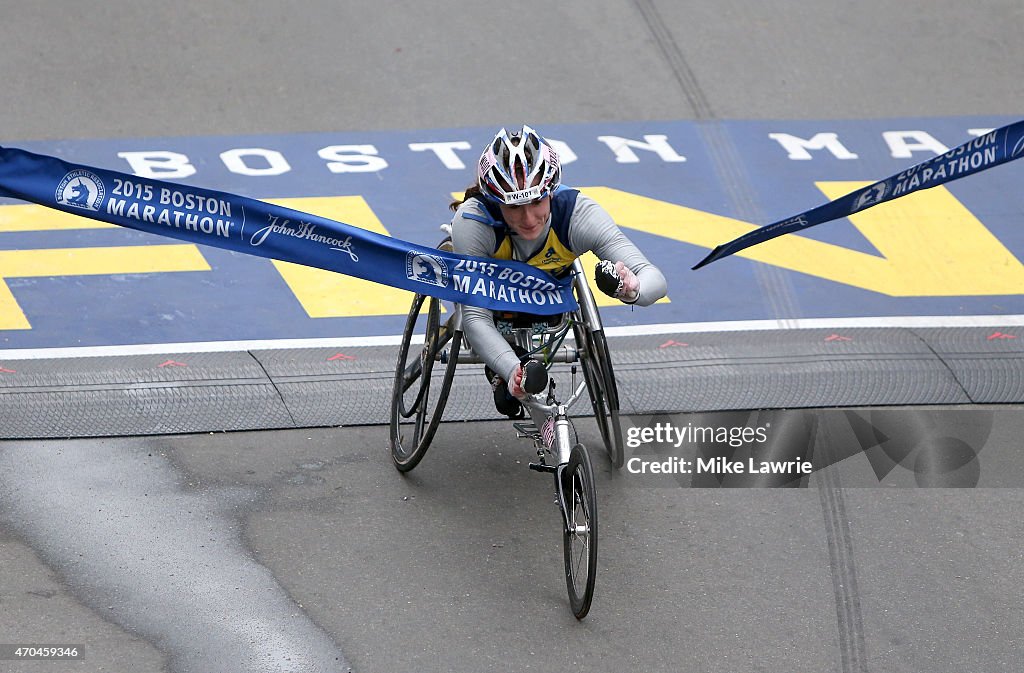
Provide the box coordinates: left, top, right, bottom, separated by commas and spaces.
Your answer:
2, 1, 1024, 671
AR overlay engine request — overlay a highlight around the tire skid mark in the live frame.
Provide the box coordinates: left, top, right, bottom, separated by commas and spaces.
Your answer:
816, 420, 870, 673
632, 0, 713, 121
632, 0, 803, 325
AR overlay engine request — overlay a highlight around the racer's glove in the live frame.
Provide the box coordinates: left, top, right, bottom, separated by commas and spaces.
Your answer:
595, 260, 640, 303
508, 360, 548, 399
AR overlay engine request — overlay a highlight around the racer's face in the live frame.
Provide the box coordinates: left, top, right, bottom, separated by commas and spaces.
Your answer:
500, 196, 550, 241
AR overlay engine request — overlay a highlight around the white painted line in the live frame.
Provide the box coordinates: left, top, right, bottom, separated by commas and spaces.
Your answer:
0, 314, 1022, 360
603, 314, 1024, 337
0, 335, 407, 360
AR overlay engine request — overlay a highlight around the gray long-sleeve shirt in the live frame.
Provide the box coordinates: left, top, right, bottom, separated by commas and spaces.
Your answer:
450, 192, 667, 381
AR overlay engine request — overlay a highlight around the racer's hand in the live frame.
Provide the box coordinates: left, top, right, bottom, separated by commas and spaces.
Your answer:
507, 364, 527, 399
595, 260, 640, 303
507, 361, 548, 399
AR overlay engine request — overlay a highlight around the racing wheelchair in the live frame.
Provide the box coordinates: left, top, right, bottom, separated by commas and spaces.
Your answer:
388, 241, 624, 618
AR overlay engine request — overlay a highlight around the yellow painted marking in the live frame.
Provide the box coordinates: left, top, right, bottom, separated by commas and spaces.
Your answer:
266, 197, 423, 317
2, 181, 1009, 332
0, 245, 209, 330
815, 182, 1024, 294
583, 185, 1024, 296
0, 203, 116, 232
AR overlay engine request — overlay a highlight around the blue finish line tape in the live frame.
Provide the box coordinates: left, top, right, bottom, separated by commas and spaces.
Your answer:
0, 146, 576, 314
693, 119, 1024, 269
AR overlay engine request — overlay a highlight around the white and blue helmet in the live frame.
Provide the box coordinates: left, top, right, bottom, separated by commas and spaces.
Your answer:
477, 125, 561, 206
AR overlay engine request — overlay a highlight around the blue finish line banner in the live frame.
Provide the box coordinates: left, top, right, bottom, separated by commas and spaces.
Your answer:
693, 119, 1024, 269
0, 146, 576, 314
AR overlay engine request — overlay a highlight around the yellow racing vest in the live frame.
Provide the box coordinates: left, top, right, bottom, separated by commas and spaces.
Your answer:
467, 187, 581, 278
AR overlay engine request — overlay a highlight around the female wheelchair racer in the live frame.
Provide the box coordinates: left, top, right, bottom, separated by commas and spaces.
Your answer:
389, 125, 667, 472
450, 125, 667, 421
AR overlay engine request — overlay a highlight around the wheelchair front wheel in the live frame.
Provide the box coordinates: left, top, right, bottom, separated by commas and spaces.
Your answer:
562, 443, 598, 619
389, 293, 460, 472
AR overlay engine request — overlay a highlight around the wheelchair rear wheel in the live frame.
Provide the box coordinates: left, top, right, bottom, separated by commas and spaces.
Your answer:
573, 318, 624, 468
389, 293, 460, 472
